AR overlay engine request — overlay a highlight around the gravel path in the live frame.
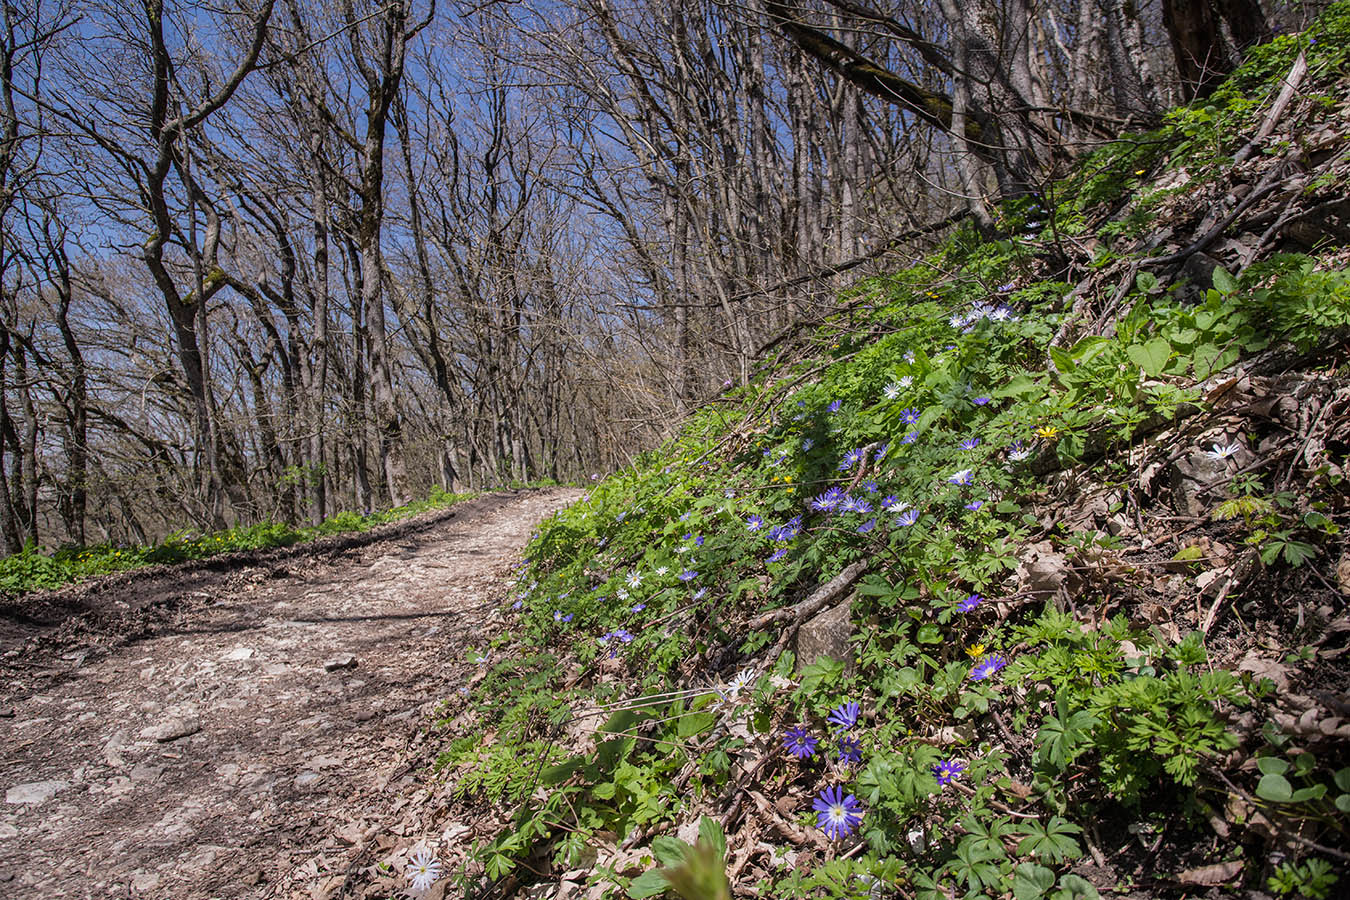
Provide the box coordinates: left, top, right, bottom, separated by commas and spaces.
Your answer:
0, 488, 579, 899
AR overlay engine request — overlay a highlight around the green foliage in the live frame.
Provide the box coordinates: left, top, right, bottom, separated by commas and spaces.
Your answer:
1269, 858, 1340, 900
434, 17, 1350, 894
0, 489, 476, 597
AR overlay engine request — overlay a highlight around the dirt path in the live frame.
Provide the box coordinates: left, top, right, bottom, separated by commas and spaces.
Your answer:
0, 488, 580, 900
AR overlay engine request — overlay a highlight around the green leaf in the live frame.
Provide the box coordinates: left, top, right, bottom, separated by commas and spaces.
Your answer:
627, 869, 671, 898
1013, 863, 1057, 900
1256, 772, 1294, 802
1290, 784, 1327, 803
917, 623, 943, 644
1256, 757, 1291, 776
651, 836, 691, 867
798, 656, 845, 692
676, 712, 716, 738
1048, 346, 1076, 374
1334, 767, 1350, 792
1212, 266, 1237, 294
1135, 271, 1159, 294
1053, 874, 1100, 900
1335, 794, 1350, 813
697, 816, 727, 859
1126, 338, 1171, 377
996, 500, 1021, 514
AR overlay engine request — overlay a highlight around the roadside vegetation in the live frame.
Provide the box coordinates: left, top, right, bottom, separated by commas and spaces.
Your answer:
413, 14, 1350, 900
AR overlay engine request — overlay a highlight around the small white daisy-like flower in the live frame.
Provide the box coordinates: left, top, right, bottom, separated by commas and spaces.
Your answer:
616, 587, 629, 601
625, 571, 642, 588
655, 565, 669, 576
406, 847, 441, 893
883, 381, 902, 400
903, 350, 916, 364
727, 668, 756, 695
898, 375, 913, 388
1206, 441, 1240, 461
949, 313, 966, 329
1008, 447, 1032, 462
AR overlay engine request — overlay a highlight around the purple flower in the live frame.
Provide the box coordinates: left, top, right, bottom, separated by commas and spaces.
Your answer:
970, 654, 1008, 682
933, 759, 966, 786
746, 514, 764, 531
839, 448, 864, 470
901, 430, 919, 445
694, 535, 704, 547
692, 587, 707, 600
828, 400, 842, 413
828, 701, 860, 730
784, 726, 818, 759
964, 501, 983, 511
553, 611, 573, 623
896, 509, 920, 527
837, 737, 862, 764
972, 397, 991, 406
959, 437, 981, 451
811, 487, 845, 512
949, 469, 974, 486
862, 480, 879, 494
802, 438, 814, 451
511, 600, 523, 610
997, 282, 1015, 293
857, 518, 877, 534
631, 603, 646, 613
874, 443, 889, 461
881, 495, 902, 512
813, 786, 864, 840
957, 593, 982, 613
679, 570, 698, 582
768, 548, 788, 563
1008, 441, 1031, 462
840, 494, 862, 513
900, 408, 921, 425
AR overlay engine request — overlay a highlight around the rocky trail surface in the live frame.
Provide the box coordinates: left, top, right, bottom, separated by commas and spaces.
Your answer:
0, 488, 580, 899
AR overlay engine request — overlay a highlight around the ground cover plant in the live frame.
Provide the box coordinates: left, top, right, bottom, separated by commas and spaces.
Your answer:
390, 11, 1350, 900
0, 485, 475, 598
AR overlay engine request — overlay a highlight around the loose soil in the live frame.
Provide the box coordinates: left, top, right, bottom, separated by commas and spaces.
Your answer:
0, 488, 580, 900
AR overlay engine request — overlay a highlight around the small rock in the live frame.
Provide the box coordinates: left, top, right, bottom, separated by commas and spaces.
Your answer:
140, 717, 200, 743
129, 764, 163, 783
131, 872, 161, 892
323, 655, 357, 672
294, 772, 321, 788
0, 823, 18, 839
222, 647, 255, 661
6, 780, 70, 805
794, 601, 856, 674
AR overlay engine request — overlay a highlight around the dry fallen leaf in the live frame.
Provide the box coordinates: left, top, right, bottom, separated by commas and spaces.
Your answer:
1178, 859, 1243, 885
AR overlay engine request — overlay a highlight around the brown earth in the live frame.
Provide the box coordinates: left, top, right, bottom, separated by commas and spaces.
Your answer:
0, 488, 581, 900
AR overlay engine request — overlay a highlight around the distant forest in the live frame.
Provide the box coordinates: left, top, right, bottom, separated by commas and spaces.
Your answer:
0, 0, 1314, 549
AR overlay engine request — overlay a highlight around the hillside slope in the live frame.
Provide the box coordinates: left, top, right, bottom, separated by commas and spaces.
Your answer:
368, 12, 1350, 900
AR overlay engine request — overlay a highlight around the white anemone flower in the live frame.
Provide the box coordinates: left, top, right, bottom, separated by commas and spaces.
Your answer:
1206, 442, 1241, 461
406, 847, 441, 893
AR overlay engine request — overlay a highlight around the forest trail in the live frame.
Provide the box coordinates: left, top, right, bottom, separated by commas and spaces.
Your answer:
0, 488, 581, 899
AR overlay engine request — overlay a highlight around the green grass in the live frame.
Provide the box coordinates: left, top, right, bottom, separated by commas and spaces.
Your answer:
0, 485, 476, 598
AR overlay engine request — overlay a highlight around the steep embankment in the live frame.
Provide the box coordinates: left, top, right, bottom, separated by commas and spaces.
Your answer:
340, 13, 1347, 900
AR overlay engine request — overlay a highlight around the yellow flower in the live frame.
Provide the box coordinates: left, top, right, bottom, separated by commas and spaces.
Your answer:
783, 476, 792, 484
1035, 425, 1060, 439
966, 643, 986, 658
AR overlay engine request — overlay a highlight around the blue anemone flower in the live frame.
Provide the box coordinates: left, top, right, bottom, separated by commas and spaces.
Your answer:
813, 786, 864, 840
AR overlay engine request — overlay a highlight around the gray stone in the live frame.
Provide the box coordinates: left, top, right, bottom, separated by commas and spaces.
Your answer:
1170, 451, 1229, 517
323, 654, 357, 672
794, 601, 855, 674
6, 780, 70, 805
140, 717, 200, 743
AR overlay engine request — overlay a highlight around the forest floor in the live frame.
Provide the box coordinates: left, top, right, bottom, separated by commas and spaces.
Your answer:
0, 487, 581, 900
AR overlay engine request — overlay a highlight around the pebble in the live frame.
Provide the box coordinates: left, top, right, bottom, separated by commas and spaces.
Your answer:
6, 780, 70, 805
139, 718, 201, 743
323, 655, 357, 672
